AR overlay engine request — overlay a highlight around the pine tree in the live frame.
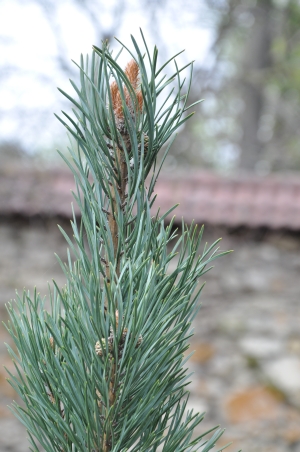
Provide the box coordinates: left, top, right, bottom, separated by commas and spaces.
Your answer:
5, 31, 232, 452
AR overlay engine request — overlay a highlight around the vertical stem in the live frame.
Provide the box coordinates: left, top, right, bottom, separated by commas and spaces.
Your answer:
106, 146, 128, 282
103, 143, 128, 452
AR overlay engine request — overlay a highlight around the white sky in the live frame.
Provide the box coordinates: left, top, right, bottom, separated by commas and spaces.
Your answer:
0, 0, 213, 155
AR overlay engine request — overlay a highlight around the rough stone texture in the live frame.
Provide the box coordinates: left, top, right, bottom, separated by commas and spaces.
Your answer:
0, 219, 300, 451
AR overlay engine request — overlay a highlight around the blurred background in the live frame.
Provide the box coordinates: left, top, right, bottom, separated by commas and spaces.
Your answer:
1, 0, 300, 451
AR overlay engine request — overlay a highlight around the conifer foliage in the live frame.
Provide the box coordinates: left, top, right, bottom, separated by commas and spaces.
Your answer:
5, 31, 230, 451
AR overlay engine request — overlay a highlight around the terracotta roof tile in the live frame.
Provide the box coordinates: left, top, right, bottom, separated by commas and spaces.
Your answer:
152, 172, 300, 230
1, 167, 300, 230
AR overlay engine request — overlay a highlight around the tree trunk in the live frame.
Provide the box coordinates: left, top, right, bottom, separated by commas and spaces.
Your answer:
238, 1, 272, 170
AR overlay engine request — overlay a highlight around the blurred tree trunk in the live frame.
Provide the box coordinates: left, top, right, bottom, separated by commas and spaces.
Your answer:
238, 2, 272, 170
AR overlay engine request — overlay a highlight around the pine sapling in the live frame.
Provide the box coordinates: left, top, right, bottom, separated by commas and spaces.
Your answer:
4, 31, 235, 452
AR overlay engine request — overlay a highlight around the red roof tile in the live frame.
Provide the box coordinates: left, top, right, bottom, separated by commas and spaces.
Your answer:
1, 167, 300, 230
152, 171, 300, 230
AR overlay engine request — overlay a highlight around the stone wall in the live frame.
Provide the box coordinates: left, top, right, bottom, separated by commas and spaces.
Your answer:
0, 218, 300, 452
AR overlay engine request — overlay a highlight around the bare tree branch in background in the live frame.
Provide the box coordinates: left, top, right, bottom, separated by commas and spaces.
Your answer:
39, 0, 77, 76
73, 0, 126, 44
0, 0, 128, 157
